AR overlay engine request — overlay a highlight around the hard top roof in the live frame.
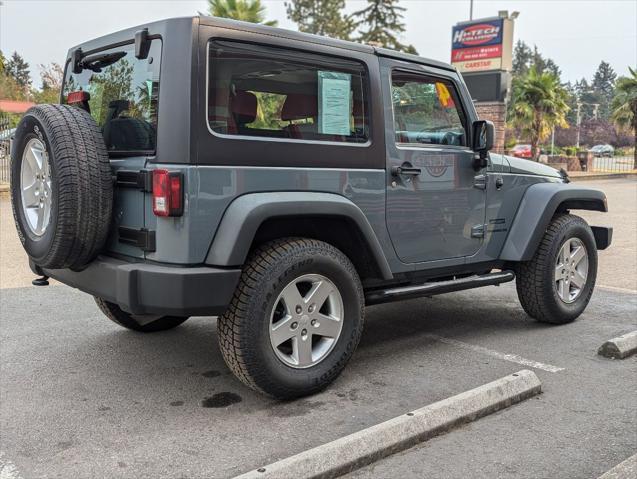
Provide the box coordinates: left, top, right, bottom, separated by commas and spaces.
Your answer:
199, 15, 456, 72
67, 16, 456, 73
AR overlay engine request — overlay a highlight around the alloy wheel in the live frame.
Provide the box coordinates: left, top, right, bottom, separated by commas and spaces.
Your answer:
555, 237, 589, 303
269, 274, 344, 368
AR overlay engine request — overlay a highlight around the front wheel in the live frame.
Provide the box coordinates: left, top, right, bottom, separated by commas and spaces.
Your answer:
516, 214, 598, 324
217, 238, 364, 399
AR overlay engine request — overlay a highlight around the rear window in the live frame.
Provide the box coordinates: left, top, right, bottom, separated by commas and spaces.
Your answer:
207, 40, 369, 144
62, 40, 161, 155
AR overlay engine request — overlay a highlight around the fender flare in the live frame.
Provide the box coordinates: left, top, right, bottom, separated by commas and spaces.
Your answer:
205, 192, 393, 280
499, 182, 607, 262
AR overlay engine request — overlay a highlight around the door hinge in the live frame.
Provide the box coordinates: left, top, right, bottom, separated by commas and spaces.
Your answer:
118, 226, 156, 252
471, 224, 485, 238
473, 174, 487, 190
116, 169, 153, 192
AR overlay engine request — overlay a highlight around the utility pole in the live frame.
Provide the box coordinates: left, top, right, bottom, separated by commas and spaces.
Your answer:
470, 0, 474, 20
551, 126, 555, 156
592, 104, 600, 120
575, 101, 582, 149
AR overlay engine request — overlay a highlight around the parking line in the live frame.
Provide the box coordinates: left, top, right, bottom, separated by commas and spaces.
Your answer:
598, 285, 637, 295
0, 453, 23, 479
425, 334, 565, 373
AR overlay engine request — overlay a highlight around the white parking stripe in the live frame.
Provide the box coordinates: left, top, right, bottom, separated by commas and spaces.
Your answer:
425, 334, 565, 373
0, 453, 22, 479
598, 285, 637, 295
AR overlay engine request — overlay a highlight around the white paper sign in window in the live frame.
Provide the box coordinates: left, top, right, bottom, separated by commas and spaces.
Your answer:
318, 71, 351, 136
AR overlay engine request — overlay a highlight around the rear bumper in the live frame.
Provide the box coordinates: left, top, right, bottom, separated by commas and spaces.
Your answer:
32, 256, 241, 316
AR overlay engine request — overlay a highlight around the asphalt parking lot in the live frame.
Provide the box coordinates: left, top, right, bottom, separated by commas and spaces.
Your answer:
1, 178, 636, 479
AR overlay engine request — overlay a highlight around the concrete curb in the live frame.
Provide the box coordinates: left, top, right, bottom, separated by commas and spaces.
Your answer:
234, 370, 542, 479
598, 453, 637, 479
569, 172, 637, 182
598, 331, 637, 359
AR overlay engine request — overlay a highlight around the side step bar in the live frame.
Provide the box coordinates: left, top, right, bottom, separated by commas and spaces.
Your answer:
365, 270, 515, 306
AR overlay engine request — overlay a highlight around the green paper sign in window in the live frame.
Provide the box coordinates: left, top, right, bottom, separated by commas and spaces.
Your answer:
318, 71, 351, 136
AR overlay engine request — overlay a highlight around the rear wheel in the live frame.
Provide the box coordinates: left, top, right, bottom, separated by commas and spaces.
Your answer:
217, 238, 364, 399
516, 214, 597, 324
94, 298, 189, 333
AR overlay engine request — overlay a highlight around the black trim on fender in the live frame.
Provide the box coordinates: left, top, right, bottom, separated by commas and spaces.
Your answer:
205, 192, 393, 280
34, 256, 241, 316
499, 183, 607, 262
591, 226, 613, 250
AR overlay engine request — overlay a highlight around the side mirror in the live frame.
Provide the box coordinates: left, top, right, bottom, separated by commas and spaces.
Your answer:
471, 120, 495, 169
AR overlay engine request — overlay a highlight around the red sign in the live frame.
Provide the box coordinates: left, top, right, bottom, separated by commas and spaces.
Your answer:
451, 44, 502, 62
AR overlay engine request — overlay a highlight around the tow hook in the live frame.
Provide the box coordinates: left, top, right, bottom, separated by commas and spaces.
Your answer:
32, 276, 50, 286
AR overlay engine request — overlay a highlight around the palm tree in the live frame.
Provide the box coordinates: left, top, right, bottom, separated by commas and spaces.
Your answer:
611, 67, 637, 168
207, 0, 277, 26
510, 67, 570, 160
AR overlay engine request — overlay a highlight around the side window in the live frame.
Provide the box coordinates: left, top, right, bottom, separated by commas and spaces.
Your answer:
208, 40, 369, 143
391, 73, 467, 147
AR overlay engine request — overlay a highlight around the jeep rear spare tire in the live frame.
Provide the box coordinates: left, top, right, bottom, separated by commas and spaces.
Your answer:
11, 105, 113, 270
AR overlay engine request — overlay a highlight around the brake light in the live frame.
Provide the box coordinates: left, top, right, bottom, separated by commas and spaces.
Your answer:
152, 170, 183, 217
67, 91, 90, 104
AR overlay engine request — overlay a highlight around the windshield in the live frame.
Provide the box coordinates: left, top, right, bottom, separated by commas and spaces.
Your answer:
62, 40, 161, 155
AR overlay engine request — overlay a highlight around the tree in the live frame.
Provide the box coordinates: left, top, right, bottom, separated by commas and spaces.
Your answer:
0, 50, 5, 74
39, 63, 64, 91
285, 0, 354, 40
591, 61, 617, 120
512, 40, 532, 77
5, 51, 31, 90
511, 41, 560, 79
531, 46, 561, 78
0, 72, 25, 101
352, 0, 417, 54
611, 67, 637, 168
510, 67, 570, 160
208, 0, 277, 26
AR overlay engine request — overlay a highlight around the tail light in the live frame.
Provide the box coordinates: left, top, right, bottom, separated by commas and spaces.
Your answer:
152, 169, 183, 217
67, 91, 90, 104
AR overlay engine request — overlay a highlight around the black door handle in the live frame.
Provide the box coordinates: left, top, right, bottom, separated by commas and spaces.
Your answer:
391, 164, 421, 176
495, 176, 504, 189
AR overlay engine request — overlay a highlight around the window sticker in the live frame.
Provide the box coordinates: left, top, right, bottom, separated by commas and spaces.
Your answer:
435, 82, 455, 109
318, 71, 351, 135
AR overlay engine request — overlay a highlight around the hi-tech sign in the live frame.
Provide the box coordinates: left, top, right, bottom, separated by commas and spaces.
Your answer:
451, 17, 513, 73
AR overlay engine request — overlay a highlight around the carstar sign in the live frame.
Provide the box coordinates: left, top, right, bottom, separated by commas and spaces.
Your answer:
451, 17, 513, 73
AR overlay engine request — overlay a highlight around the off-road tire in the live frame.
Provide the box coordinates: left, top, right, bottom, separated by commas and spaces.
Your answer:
516, 214, 597, 324
94, 298, 189, 333
11, 105, 112, 270
217, 238, 365, 399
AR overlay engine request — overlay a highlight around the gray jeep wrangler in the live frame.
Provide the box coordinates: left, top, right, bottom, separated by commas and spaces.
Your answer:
11, 16, 612, 399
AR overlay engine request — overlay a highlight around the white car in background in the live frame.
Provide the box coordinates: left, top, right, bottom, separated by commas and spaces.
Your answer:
589, 144, 614, 157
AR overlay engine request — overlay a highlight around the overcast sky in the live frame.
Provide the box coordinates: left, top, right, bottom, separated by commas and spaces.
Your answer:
1, 0, 635, 88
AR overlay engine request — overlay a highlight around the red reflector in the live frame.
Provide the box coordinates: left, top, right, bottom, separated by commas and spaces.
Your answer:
152, 170, 183, 217
67, 91, 90, 104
